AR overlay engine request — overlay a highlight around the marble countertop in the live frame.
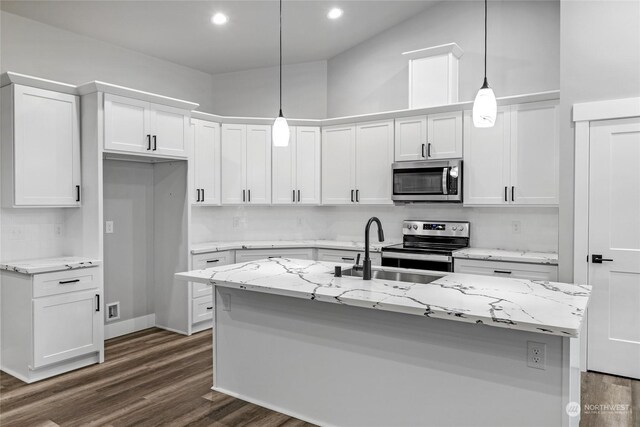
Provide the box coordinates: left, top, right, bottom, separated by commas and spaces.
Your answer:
0, 257, 101, 275
453, 248, 558, 265
177, 258, 590, 338
191, 239, 398, 255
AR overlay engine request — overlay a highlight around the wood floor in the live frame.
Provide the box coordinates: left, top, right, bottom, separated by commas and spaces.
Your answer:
1, 327, 638, 426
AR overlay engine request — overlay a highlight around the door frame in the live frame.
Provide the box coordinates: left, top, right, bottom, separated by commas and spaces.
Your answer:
572, 96, 640, 373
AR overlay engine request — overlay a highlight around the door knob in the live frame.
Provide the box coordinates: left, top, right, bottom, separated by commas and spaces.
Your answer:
591, 254, 613, 263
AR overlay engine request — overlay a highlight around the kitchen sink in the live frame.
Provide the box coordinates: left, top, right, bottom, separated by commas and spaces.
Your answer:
340, 268, 443, 285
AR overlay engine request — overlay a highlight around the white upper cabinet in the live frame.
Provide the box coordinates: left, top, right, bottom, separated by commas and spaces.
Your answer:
272, 126, 321, 205
463, 101, 559, 206
322, 120, 393, 205
104, 94, 188, 158
192, 119, 220, 205
394, 111, 462, 162
322, 125, 356, 204
221, 124, 271, 205
1, 84, 81, 207
355, 120, 394, 204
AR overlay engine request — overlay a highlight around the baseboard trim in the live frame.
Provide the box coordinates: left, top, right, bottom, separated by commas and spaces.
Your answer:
104, 314, 156, 339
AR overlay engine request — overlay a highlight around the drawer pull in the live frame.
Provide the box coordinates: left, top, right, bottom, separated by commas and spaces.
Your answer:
59, 279, 80, 284
494, 270, 512, 275
206, 306, 213, 310
268, 256, 281, 259
341, 257, 355, 261
206, 259, 220, 263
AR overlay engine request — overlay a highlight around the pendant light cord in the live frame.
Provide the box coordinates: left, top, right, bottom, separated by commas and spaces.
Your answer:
279, 0, 283, 117
483, 0, 488, 84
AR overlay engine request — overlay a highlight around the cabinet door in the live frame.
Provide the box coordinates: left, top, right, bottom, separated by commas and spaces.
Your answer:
221, 124, 246, 204
322, 126, 356, 204
151, 104, 189, 158
246, 125, 272, 204
355, 120, 394, 205
272, 126, 296, 204
13, 85, 81, 207
295, 126, 321, 205
510, 101, 559, 205
32, 290, 101, 369
463, 107, 511, 205
394, 116, 427, 162
427, 111, 463, 159
104, 94, 150, 153
193, 119, 221, 205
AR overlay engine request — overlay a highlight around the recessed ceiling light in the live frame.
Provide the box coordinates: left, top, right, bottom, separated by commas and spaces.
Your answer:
327, 8, 343, 20
211, 12, 228, 25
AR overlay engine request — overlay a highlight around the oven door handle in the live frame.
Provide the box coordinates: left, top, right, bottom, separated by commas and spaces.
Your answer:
442, 167, 449, 195
382, 252, 452, 263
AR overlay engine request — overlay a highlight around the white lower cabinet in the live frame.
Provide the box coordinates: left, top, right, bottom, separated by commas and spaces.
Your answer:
0, 267, 103, 383
235, 248, 315, 263
316, 249, 382, 266
453, 258, 558, 281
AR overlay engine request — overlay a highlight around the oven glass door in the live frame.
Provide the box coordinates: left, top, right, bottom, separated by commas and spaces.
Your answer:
393, 167, 446, 196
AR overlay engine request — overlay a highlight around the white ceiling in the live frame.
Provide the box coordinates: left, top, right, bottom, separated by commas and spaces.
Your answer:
1, 1, 439, 75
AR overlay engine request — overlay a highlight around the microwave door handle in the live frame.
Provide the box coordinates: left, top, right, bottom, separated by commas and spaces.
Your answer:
442, 168, 449, 195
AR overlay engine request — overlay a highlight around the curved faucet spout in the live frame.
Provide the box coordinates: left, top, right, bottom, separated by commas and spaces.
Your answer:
364, 217, 384, 280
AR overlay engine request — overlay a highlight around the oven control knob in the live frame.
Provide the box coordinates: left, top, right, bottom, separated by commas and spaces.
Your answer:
412, 224, 418, 230
458, 226, 465, 232
406, 224, 412, 230
452, 226, 457, 231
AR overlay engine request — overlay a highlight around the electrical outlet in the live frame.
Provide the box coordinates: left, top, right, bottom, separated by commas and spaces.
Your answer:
296, 216, 303, 227
512, 221, 521, 234
105, 221, 114, 234
106, 302, 120, 321
54, 224, 63, 237
233, 217, 240, 228
9, 225, 24, 240
221, 293, 231, 312
527, 341, 546, 370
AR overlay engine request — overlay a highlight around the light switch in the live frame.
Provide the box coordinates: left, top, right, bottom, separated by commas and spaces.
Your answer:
105, 221, 114, 234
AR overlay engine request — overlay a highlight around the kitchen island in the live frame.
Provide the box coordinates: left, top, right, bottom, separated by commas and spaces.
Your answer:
177, 258, 590, 427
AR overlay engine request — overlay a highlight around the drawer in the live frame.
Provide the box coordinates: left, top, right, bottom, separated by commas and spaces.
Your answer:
192, 281, 213, 299
192, 250, 234, 270
316, 249, 382, 266
453, 258, 558, 281
235, 248, 314, 263
33, 268, 99, 298
192, 295, 214, 324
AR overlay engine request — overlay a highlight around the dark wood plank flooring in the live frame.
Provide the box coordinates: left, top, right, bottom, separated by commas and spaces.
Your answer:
1, 327, 638, 426
0, 328, 314, 427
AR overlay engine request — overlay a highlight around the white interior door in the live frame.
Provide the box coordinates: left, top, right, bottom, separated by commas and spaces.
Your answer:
587, 117, 640, 380
221, 124, 246, 204
295, 126, 321, 205
13, 85, 80, 206
245, 125, 272, 204
427, 111, 463, 159
104, 93, 149, 153
355, 120, 394, 205
394, 116, 426, 161
152, 104, 188, 158
272, 126, 295, 204
322, 126, 356, 204
193, 120, 220, 205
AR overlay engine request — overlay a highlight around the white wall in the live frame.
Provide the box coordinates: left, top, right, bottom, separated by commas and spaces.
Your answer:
192, 205, 559, 253
0, 11, 216, 112
327, 0, 560, 117
209, 60, 328, 118
558, 0, 640, 282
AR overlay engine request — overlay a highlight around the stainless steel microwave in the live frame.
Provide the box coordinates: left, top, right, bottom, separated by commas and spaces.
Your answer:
392, 160, 462, 203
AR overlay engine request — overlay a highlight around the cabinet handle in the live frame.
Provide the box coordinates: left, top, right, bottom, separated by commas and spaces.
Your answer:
341, 257, 355, 261
152, 135, 157, 151
248, 189, 251, 202
59, 279, 80, 284
351, 189, 355, 202
206, 259, 220, 263
196, 189, 201, 202
356, 189, 360, 202
504, 186, 508, 202
95, 294, 100, 312
421, 144, 426, 158
511, 186, 515, 202
243, 190, 246, 202
201, 188, 205, 202
297, 190, 301, 202
206, 306, 213, 310
268, 256, 281, 259
292, 190, 295, 202
146, 134, 151, 150
494, 270, 512, 275
427, 143, 432, 158
76, 185, 81, 202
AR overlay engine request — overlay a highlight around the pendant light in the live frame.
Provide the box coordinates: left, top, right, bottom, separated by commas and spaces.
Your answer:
272, 0, 290, 147
473, 0, 497, 128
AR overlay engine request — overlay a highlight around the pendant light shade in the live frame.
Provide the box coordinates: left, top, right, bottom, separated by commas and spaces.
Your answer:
473, 0, 497, 128
273, 0, 290, 146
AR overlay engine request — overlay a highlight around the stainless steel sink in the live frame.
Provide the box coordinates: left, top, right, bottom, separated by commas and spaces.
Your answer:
340, 268, 442, 284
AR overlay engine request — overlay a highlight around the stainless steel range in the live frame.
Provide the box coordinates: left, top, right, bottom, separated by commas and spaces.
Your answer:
382, 220, 470, 272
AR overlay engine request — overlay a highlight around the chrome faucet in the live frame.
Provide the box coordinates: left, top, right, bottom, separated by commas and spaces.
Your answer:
362, 217, 384, 280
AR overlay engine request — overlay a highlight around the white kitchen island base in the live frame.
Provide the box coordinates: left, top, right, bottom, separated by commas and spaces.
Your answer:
213, 287, 579, 427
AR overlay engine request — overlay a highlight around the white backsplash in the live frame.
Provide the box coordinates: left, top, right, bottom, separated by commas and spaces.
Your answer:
191, 205, 559, 253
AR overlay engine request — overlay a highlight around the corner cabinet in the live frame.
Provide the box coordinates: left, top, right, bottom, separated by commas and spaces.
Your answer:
1, 84, 81, 207
463, 101, 559, 206
104, 93, 189, 158
322, 120, 394, 205
221, 124, 271, 205
272, 126, 321, 205
394, 111, 463, 161
191, 119, 221, 205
